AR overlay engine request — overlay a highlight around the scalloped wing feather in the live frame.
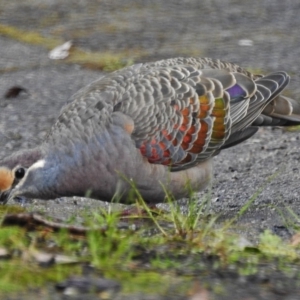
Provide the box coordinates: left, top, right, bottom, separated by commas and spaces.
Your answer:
44, 57, 300, 172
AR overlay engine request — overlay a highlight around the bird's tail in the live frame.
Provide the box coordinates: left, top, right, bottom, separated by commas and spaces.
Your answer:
262, 95, 300, 125
221, 73, 300, 151
246, 71, 300, 127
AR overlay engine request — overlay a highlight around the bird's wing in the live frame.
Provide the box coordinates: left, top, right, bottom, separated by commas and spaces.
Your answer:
45, 58, 300, 172
112, 61, 289, 171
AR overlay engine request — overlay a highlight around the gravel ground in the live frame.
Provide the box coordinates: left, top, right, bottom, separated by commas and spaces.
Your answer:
1, 1, 300, 298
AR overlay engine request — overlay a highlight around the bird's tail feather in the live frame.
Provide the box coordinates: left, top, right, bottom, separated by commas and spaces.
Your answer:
262, 95, 300, 125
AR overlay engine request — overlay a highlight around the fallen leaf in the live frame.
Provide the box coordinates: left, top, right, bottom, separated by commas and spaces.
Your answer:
4, 86, 28, 99
49, 41, 72, 60
188, 282, 210, 300
290, 232, 300, 246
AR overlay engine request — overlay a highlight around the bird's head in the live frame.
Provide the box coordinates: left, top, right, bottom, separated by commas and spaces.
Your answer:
0, 165, 27, 203
0, 148, 44, 204
3, 159, 61, 203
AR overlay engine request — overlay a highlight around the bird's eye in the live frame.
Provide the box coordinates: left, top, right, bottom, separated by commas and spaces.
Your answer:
15, 167, 25, 179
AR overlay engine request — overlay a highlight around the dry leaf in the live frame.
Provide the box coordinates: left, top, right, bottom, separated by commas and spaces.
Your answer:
49, 41, 72, 60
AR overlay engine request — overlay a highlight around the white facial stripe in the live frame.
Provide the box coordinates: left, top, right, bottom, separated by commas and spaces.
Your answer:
15, 159, 46, 189
29, 159, 46, 171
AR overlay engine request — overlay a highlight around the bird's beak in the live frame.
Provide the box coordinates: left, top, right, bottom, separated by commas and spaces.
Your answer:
0, 187, 25, 205
0, 190, 11, 204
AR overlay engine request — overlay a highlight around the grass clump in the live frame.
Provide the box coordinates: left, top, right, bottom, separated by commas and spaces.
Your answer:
0, 260, 81, 295
0, 23, 132, 71
0, 178, 300, 296
0, 24, 60, 49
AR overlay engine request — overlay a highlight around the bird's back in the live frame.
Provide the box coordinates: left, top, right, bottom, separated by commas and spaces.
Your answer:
45, 57, 299, 171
